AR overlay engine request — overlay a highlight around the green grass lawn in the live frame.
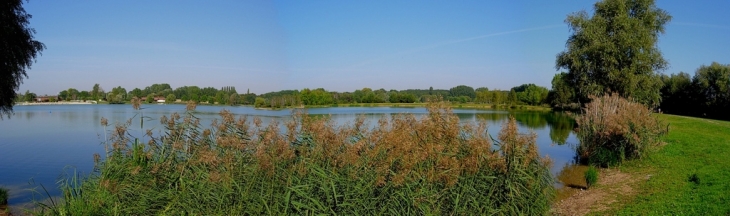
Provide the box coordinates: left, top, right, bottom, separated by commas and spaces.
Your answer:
607, 114, 730, 215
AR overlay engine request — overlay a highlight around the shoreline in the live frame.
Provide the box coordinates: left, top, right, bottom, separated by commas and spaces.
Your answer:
14, 101, 553, 111
15, 102, 95, 105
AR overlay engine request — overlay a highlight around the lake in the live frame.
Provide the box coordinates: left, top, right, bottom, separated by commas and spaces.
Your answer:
0, 104, 578, 206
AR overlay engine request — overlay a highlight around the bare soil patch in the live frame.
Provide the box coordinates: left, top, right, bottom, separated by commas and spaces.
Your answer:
552, 168, 641, 215
0, 205, 9, 216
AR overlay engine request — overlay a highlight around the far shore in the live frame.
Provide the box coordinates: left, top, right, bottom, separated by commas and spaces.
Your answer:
13, 101, 553, 112
15, 101, 95, 105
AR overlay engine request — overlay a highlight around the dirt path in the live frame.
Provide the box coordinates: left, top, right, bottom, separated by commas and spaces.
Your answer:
551, 168, 644, 215
0, 205, 8, 216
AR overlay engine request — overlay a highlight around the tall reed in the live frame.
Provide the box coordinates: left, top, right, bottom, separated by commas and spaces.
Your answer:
0, 186, 8, 205
576, 94, 666, 166
40, 101, 554, 215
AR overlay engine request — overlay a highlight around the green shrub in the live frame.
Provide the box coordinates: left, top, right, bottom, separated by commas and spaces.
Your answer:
585, 167, 598, 188
576, 94, 665, 167
0, 186, 8, 205
40, 101, 555, 215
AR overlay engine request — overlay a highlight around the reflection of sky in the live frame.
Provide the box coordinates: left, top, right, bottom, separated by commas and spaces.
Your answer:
0, 104, 576, 206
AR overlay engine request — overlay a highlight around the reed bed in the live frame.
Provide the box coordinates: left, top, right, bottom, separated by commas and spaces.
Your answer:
576, 94, 666, 167
40, 101, 554, 215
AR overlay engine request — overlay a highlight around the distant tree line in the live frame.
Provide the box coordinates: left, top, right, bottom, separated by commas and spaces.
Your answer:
253, 84, 551, 108
659, 62, 730, 120
18, 83, 256, 105
19, 82, 555, 108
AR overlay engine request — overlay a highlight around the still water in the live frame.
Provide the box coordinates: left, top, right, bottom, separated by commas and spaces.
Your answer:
0, 104, 577, 205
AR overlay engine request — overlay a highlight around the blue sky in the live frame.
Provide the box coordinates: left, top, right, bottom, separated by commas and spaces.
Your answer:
21, 0, 730, 95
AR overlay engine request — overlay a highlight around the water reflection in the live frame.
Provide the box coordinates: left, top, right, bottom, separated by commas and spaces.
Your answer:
23, 111, 36, 120
474, 111, 575, 145
513, 111, 549, 129
546, 112, 576, 145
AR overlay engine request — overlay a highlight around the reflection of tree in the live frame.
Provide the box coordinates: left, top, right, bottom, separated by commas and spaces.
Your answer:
512, 111, 548, 129
475, 111, 576, 145
454, 113, 478, 120
475, 112, 509, 122
545, 112, 575, 145
24, 111, 35, 120
556, 163, 589, 189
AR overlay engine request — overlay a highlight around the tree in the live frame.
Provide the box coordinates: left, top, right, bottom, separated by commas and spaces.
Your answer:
23, 90, 35, 102
475, 90, 490, 104
300, 88, 333, 105
692, 62, 730, 119
388, 91, 417, 103
548, 72, 576, 109
656, 63, 730, 120
241, 93, 256, 105
254, 97, 266, 108
449, 85, 476, 100
91, 83, 104, 101
129, 88, 143, 98
512, 84, 549, 106
166, 94, 176, 104
79, 91, 90, 100
1, 0, 46, 117
67, 88, 79, 100
658, 72, 692, 115
556, 0, 671, 107
107, 86, 127, 104
215, 91, 227, 104
59, 90, 68, 101
490, 90, 506, 105
15, 92, 23, 102
507, 89, 518, 105
228, 93, 238, 105
221, 86, 237, 95
146, 93, 155, 103
142, 83, 172, 96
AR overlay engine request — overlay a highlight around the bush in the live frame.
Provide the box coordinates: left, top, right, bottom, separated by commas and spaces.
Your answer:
585, 167, 598, 188
40, 101, 555, 215
576, 94, 665, 167
0, 186, 8, 205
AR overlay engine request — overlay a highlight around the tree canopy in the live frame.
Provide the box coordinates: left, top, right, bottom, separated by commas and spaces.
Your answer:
449, 85, 476, 99
556, 0, 671, 107
548, 72, 577, 109
107, 86, 128, 104
512, 84, 549, 106
1, 0, 45, 117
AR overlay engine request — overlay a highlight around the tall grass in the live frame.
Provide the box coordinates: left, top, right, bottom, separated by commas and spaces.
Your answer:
0, 186, 7, 205
576, 94, 666, 166
39, 101, 554, 215
584, 166, 598, 188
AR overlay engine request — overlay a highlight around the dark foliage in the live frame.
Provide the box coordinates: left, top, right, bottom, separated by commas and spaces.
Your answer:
1, 0, 45, 117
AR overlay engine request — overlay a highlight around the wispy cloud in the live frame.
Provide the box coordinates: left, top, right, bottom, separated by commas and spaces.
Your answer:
348, 25, 563, 68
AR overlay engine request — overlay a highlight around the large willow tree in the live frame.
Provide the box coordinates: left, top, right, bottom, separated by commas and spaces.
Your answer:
556, 0, 671, 107
1, 0, 45, 118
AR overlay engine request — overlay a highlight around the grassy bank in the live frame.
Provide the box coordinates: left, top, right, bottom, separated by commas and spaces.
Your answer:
602, 114, 730, 214
39, 102, 555, 215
